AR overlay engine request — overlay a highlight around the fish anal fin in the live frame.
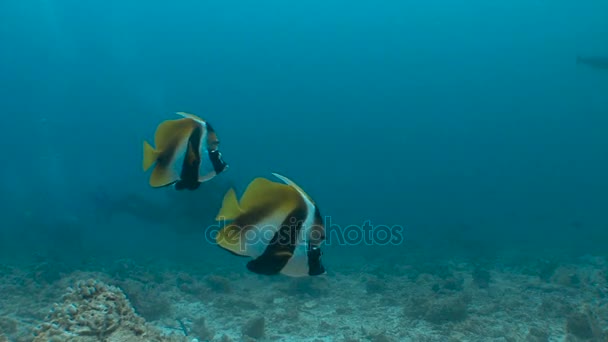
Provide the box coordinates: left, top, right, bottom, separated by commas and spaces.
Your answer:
149, 165, 179, 188
199, 171, 216, 183
174, 180, 200, 191
216, 224, 247, 256
247, 252, 292, 275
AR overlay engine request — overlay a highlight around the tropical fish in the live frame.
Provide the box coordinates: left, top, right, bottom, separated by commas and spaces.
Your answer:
143, 112, 228, 190
215, 173, 326, 277
577, 56, 608, 70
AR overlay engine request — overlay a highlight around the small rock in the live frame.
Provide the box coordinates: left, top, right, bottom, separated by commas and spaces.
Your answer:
206, 275, 232, 293
273, 297, 286, 305
191, 317, 213, 340
566, 311, 601, 340
304, 301, 318, 309
242, 317, 265, 339
0, 316, 17, 334
472, 268, 491, 289
526, 327, 549, 342
365, 278, 387, 294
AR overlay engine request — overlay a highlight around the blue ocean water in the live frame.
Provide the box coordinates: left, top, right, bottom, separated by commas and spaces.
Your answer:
0, 0, 607, 340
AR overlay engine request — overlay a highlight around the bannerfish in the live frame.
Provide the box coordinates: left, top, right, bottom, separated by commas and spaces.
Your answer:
577, 56, 608, 70
143, 112, 228, 190
215, 173, 326, 277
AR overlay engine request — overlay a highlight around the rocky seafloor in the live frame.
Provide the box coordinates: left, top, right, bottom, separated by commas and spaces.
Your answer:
1, 255, 607, 342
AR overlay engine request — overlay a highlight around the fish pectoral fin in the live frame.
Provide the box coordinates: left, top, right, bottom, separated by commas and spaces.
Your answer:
216, 189, 242, 221
142, 141, 159, 171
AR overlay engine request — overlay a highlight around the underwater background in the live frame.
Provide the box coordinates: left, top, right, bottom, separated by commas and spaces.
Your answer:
1, 0, 607, 341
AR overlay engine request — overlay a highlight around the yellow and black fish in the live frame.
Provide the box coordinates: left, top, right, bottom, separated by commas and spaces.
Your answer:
215, 173, 326, 277
143, 112, 228, 190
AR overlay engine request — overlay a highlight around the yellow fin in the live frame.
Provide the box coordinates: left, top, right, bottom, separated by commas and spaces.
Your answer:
272, 173, 315, 204
216, 189, 242, 221
154, 118, 199, 150
149, 166, 179, 187
143, 141, 159, 171
238, 177, 301, 212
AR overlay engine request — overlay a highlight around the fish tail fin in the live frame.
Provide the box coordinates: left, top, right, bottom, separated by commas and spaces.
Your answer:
143, 141, 159, 171
216, 189, 242, 221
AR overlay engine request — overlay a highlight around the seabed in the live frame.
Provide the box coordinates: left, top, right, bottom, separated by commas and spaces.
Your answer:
1, 254, 607, 341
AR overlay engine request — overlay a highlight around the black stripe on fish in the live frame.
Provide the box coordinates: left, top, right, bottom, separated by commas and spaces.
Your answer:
175, 125, 203, 191
246, 206, 307, 275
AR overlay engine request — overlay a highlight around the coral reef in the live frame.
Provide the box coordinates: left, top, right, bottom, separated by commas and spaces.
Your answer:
119, 279, 172, 321
32, 279, 185, 342
1, 256, 607, 341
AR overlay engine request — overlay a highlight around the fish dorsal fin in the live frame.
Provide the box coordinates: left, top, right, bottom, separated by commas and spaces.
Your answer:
272, 173, 315, 204
216, 189, 243, 221
154, 118, 200, 150
239, 177, 302, 212
175, 112, 206, 125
